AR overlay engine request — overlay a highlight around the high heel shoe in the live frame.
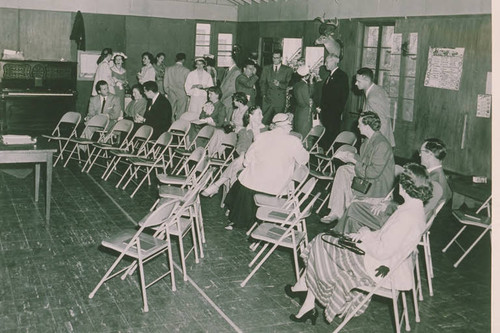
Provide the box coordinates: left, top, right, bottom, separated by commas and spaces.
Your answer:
289, 308, 318, 325
284, 285, 306, 304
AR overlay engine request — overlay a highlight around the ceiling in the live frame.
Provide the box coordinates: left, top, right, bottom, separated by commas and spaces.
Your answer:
163, 0, 283, 6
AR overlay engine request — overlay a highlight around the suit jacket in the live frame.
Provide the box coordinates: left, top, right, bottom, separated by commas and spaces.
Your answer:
144, 93, 172, 139
235, 73, 259, 106
320, 68, 349, 122
363, 84, 395, 146
259, 64, 293, 102
220, 65, 242, 107
87, 94, 121, 129
354, 131, 395, 198
164, 63, 190, 100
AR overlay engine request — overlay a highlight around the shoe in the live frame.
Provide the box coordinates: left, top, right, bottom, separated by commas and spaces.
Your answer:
289, 308, 318, 325
201, 184, 219, 198
284, 285, 307, 304
224, 222, 234, 230
320, 215, 339, 224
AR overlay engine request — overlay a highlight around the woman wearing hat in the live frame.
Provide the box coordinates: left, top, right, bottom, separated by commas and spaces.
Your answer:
111, 52, 128, 111
224, 113, 309, 230
293, 65, 313, 139
183, 57, 214, 121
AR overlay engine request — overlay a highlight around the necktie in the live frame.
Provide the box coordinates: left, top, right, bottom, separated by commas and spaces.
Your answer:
101, 97, 106, 113
274, 65, 278, 73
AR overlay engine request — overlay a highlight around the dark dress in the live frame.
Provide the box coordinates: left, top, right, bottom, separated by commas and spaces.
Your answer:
292, 80, 312, 139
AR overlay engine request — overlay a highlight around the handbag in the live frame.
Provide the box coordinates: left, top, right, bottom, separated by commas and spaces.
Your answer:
321, 229, 365, 255
351, 176, 372, 194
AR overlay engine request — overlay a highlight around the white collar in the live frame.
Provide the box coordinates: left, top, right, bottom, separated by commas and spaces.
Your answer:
365, 83, 375, 96
151, 93, 159, 105
427, 165, 442, 173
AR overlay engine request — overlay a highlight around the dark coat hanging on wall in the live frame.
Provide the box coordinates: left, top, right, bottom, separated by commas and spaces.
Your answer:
70, 10, 86, 51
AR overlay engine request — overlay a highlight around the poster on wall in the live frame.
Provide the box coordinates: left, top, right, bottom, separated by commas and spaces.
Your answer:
305, 47, 324, 76
476, 94, 491, 118
282, 38, 302, 68
77, 50, 101, 81
424, 47, 465, 90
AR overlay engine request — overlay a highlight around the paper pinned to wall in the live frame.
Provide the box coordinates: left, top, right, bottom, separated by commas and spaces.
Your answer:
424, 47, 465, 91
486, 72, 492, 95
476, 94, 491, 118
391, 33, 402, 54
408, 33, 418, 54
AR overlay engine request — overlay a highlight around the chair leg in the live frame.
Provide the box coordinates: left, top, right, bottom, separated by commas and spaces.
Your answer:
415, 255, 423, 301
241, 242, 278, 287
131, 167, 153, 198
177, 236, 188, 281
63, 144, 78, 167
412, 281, 420, 323
453, 226, 491, 268
392, 289, 401, 333
401, 292, 410, 331
116, 164, 133, 188
442, 226, 467, 253
137, 258, 149, 313
423, 236, 434, 296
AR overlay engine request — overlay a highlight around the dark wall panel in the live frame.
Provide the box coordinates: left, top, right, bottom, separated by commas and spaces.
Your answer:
0, 8, 19, 53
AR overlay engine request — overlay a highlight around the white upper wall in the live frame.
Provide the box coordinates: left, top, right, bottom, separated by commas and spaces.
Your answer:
0, 0, 238, 21
238, 0, 491, 21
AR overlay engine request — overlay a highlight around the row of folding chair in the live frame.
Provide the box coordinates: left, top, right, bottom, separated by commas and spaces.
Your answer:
89, 168, 213, 312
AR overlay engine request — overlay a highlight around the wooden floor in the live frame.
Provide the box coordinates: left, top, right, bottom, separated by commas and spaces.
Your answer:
0, 158, 491, 332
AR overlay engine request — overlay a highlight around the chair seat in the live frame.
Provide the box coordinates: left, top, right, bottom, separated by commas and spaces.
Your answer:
314, 153, 332, 161
452, 210, 491, 227
158, 185, 189, 198
208, 157, 226, 166
157, 174, 188, 185
111, 150, 136, 157
256, 206, 309, 225
102, 229, 170, 259
174, 148, 193, 156
309, 169, 334, 180
70, 137, 97, 145
42, 134, 70, 141
168, 217, 192, 236
93, 142, 120, 150
251, 223, 305, 248
129, 156, 156, 166
254, 194, 287, 208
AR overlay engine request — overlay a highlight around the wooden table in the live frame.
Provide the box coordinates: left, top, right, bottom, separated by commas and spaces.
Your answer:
0, 143, 56, 223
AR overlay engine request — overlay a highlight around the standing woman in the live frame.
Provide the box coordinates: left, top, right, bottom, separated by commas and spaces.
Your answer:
110, 52, 128, 111
204, 54, 217, 86
183, 57, 213, 121
137, 52, 156, 84
92, 48, 113, 96
153, 52, 167, 95
293, 65, 313, 139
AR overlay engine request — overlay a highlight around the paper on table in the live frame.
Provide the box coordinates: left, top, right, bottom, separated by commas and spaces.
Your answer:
1, 135, 36, 145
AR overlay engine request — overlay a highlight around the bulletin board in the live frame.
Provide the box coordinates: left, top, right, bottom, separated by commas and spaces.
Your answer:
77, 50, 101, 81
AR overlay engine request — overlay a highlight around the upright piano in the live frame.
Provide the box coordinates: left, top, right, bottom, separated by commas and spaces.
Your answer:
0, 60, 77, 136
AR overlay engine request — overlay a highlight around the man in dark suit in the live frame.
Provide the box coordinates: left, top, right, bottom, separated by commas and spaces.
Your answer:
141, 81, 172, 139
319, 53, 349, 150
236, 60, 258, 107
259, 50, 293, 125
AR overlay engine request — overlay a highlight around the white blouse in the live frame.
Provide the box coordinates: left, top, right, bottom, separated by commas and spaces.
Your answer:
184, 69, 213, 97
137, 64, 156, 84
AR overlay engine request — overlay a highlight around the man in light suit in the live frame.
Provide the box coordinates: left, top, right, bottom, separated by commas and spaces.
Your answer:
220, 56, 241, 120
319, 53, 349, 150
141, 81, 172, 139
355, 67, 395, 147
259, 50, 293, 125
86, 80, 121, 132
164, 53, 190, 121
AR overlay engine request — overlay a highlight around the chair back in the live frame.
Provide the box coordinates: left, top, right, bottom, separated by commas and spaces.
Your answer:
56, 111, 81, 135
302, 125, 325, 153
141, 199, 179, 229
128, 125, 154, 154
282, 192, 321, 226
82, 114, 109, 139
423, 200, 446, 234
281, 163, 309, 197
284, 178, 318, 211
175, 147, 206, 175
104, 119, 135, 147
335, 144, 357, 155
193, 125, 215, 149
168, 119, 191, 148
146, 132, 173, 160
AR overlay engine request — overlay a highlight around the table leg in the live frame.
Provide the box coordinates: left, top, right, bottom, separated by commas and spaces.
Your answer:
35, 163, 40, 202
46, 153, 53, 223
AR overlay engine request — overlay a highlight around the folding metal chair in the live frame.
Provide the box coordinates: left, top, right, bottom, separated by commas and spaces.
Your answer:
309, 144, 358, 214
62, 114, 110, 167
442, 195, 491, 268
88, 200, 177, 313
82, 119, 135, 173
310, 131, 357, 171
168, 119, 191, 150
207, 132, 238, 186
101, 125, 154, 181
302, 125, 325, 154
240, 193, 321, 287
42, 111, 81, 166
333, 247, 421, 333
171, 125, 215, 172
415, 199, 446, 300
117, 132, 173, 198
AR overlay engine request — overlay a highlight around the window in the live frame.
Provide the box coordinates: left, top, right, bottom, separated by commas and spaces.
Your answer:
217, 33, 233, 67
361, 24, 419, 122
195, 23, 211, 58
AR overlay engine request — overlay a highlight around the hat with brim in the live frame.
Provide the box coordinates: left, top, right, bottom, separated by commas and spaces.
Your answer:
195, 57, 206, 64
272, 113, 291, 126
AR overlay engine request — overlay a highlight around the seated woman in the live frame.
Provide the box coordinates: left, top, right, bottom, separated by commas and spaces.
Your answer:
223, 113, 309, 230
320, 111, 395, 223
226, 92, 249, 133
201, 106, 266, 197
334, 138, 451, 234
197, 86, 225, 127
124, 84, 148, 123
286, 163, 432, 325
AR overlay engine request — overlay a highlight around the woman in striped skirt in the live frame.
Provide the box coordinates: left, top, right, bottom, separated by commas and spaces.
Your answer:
287, 163, 433, 325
